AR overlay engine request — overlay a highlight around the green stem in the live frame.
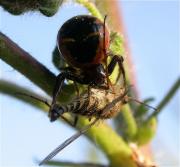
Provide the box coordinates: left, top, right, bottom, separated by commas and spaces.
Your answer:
0, 32, 75, 103
120, 105, 137, 139
76, 0, 103, 21
0, 79, 49, 111
149, 77, 180, 119
0, 32, 55, 95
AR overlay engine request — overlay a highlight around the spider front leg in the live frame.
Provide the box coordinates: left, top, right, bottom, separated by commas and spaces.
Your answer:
51, 72, 79, 125
50, 71, 82, 123
50, 72, 67, 113
51, 67, 80, 110
108, 55, 126, 87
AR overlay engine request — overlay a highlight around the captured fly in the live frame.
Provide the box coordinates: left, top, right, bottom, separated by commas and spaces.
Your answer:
49, 86, 128, 122
39, 86, 128, 165
18, 85, 156, 165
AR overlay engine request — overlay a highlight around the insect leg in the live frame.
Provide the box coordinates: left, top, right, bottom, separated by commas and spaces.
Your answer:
101, 89, 129, 117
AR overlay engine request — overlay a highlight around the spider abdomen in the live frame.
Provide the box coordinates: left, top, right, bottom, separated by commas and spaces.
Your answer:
57, 15, 110, 68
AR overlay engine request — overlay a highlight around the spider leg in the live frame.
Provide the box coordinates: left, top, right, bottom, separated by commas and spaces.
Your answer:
107, 55, 126, 87
51, 72, 66, 109
51, 69, 87, 116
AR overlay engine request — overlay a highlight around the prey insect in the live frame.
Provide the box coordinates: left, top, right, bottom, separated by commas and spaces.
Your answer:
40, 86, 128, 165
40, 86, 156, 165
19, 85, 128, 165
18, 85, 156, 165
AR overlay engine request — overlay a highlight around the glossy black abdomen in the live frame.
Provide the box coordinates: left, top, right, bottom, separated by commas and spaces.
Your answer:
57, 15, 104, 68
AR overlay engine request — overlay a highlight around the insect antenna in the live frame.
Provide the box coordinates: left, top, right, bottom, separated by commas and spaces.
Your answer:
128, 96, 157, 112
125, 85, 157, 113
15, 92, 73, 126
15, 92, 51, 107
39, 118, 99, 166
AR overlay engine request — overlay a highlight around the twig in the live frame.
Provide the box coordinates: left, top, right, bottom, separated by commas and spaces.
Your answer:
0, 32, 76, 103
0, 32, 55, 95
149, 77, 180, 119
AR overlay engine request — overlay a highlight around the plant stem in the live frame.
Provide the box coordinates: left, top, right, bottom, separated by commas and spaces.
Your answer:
0, 79, 49, 111
149, 77, 180, 119
76, 0, 103, 21
0, 32, 76, 103
0, 32, 55, 95
94, 0, 138, 96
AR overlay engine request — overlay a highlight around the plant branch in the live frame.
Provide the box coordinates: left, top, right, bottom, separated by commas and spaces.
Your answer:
0, 32, 55, 95
0, 79, 49, 111
0, 32, 76, 103
149, 77, 180, 119
76, 0, 103, 21
94, 0, 138, 96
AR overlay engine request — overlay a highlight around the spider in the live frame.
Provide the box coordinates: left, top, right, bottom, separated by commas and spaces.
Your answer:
50, 15, 126, 118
